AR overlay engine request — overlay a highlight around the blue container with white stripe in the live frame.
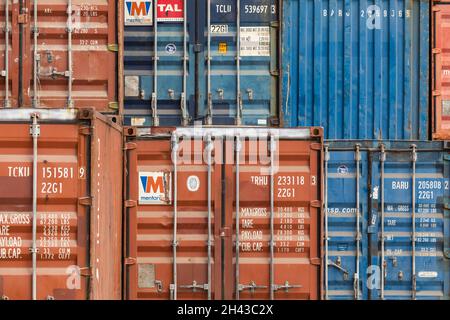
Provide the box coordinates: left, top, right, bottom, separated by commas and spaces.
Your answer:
281, 0, 430, 140
324, 141, 449, 300
123, 0, 279, 126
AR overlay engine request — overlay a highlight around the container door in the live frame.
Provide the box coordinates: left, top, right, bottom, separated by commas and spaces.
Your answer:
124, 0, 196, 126
0, 0, 19, 108
198, 0, 279, 126
324, 145, 369, 300
370, 142, 450, 300
124, 136, 221, 299
0, 122, 90, 300
20, 1, 117, 111
432, 5, 450, 140
223, 136, 321, 299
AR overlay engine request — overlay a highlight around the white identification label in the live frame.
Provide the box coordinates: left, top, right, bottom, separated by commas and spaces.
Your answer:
240, 27, 270, 57
125, 0, 153, 26
139, 172, 172, 205
211, 24, 229, 34
418, 271, 438, 278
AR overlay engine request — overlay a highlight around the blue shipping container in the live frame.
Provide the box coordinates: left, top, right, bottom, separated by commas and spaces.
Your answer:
123, 0, 279, 126
324, 141, 449, 300
282, 0, 430, 140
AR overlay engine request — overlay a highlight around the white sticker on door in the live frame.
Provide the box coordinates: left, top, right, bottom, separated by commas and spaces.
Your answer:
240, 26, 270, 57
139, 172, 172, 204
125, 0, 153, 26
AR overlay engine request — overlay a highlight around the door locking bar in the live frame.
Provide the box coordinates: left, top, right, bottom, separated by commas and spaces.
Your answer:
238, 281, 267, 293
272, 281, 302, 292
327, 259, 349, 279
180, 280, 209, 292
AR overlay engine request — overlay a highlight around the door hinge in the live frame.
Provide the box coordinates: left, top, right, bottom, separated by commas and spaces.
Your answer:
125, 200, 137, 208
194, 44, 202, 53
79, 126, 92, 136
310, 258, 321, 266
270, 70, 279, 76
107, 44, 119, 52
125, 257, 137, 265
108, 102, 119, 110
220, 227, 231, 238
18, 14, 28, 24
433, 90, 442, 97
124, 142, 137, 150
78, 197, 92, 206
270, 21, 279, 28
311, 200, 321, 208
432, 48, 442, 54
310, 143, 322, 151
79, 267, 92, 277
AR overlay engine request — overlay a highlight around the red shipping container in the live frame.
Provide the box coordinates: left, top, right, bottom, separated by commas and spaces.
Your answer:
0, 108, 123, 300
433, 2, 450, 140
0, 1, 121, 112
123, 127, 323, 300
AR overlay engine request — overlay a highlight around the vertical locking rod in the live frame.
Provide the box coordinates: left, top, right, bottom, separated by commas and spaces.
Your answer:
235, 136, 241, 299
152, 0, 159, 126
324, 145, 330, 300
30, 113, 40, 300
380, 144, 386, 300
3, 0, 10, 107
269, 134, 276, 300
171, 133, 179, 300
411, 144, 417, 300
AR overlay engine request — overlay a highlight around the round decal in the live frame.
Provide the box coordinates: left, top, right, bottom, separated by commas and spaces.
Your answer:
187, 175, 200, 192
337, 165, 349, 175
165, 43, 177, 54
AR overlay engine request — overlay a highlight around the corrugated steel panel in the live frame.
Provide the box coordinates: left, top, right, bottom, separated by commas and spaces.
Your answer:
324, 141, 450, 300
281, 0, 430, 140
432, 3, 450, 140
0, 1, 119, 112
0, 108, 123, 300
123, 0, 280, 127
124, 127, 322, 300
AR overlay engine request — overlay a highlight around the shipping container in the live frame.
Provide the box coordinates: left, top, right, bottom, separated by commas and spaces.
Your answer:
123, 0, 280, 127
123, 126, 322, 300
0, 108, 123, 300
0, 1, 119, 112
432, 1, 450, 140
324, 140, 450, 300
282, 0, 430, 140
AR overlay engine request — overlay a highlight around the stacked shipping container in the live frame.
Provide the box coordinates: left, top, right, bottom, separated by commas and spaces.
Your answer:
0, 0, 448, 300
0, 108, 123, 300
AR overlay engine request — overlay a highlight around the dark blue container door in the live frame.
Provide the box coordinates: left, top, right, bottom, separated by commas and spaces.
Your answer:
197, 0, 278, 125
324, 144, 369, 300
326, 141, 450, 300
369, 142, 449, 300
124, 0, 196, 126
282, 0, 430, 140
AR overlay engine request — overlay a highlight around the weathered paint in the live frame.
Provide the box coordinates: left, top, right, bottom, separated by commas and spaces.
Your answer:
123, 0, 280, 127
124, 127, 322, 299
324, 141, 449, 300
0, 1, 119, 111
432, 2, 450, 140
281, 0, 430, 140
0, 108, 123, 300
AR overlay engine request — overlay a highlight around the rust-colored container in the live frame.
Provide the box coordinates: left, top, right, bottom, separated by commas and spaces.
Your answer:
0, 1, 120, 112
123, 127, 323, 300
0, 108, 122, 300
433, 1, 450, 140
